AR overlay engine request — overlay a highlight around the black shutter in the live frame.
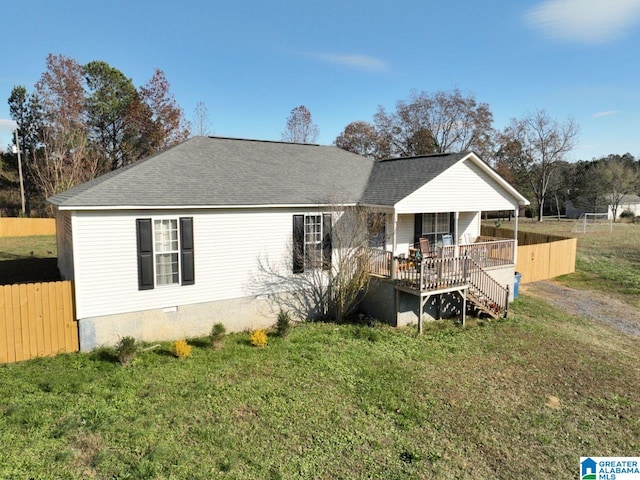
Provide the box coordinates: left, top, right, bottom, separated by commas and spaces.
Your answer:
449, 212, 456, 242
180, 217, 195, 285
136, 218, 154, 290
414, 213, 423, 247
293, 215, 304, 273
322, 213, 332, 271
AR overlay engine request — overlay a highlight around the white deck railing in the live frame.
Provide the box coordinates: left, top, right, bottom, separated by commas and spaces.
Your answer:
441, 238, 515, 268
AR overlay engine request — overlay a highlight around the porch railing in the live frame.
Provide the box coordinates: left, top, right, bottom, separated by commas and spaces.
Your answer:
441, 238, 515, 268
396, 256, 470, 291
364, 238, 515, 281
366, 248, 393, 277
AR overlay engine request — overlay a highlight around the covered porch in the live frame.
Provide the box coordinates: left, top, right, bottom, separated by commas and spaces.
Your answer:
363, 209, 520, 328
357, 150, 529, 328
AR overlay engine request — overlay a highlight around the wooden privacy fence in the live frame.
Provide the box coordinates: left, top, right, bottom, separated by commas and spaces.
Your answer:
0, 217, 56, 237
0, 281, 78, 363
516, 239, 577, 283
481, 226, 577, 284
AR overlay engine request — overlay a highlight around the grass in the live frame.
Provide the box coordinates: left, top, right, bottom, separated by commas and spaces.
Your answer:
1, 310, 639, 479
1, 226, 639, 478
0, 235, 59, 284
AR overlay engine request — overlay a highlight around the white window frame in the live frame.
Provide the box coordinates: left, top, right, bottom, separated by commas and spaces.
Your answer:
304, 214, 323, 270
422, 212, 450, 246
153, 218, 181, 287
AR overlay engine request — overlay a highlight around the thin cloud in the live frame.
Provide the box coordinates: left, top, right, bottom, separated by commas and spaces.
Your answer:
525, 0, 640, 43
314, 53, 389, 72
592, 110, 621, 118
0, 119, 18, 132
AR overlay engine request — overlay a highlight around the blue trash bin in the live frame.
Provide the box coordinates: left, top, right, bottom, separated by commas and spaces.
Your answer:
513, 272, 522, 299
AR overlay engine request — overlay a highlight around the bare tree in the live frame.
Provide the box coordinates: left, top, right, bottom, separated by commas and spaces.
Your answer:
499, 110, 578, 221
254, 204, 385, 322
29, 127, 101, 213
334, 121, 384, 159
192, 101, 213, 136
139, 69, 191, 150
35, 54, 86, 132
595, 156, 640, 221
374, 89, 494, 158
32, 54, 104, 209
281, 105, 319, 143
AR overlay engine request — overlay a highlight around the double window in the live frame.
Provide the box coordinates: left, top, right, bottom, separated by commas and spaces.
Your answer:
422, 213, 451, 245
414, 212, 453, 249
293, 214, 332, 273
136, 217, 194, 290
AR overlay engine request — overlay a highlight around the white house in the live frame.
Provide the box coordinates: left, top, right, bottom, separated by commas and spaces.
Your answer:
49, 136, 529, 350
566, 194, 640, 220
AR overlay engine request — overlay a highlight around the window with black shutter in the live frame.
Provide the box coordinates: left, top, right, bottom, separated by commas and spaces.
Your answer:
292, 213, 332, 273
136, 217, 195, 289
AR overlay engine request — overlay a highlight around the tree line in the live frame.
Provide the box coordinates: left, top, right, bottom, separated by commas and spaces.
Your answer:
2, 54, 190, 215
331, 90, 638, 221
2, 57, 638, 220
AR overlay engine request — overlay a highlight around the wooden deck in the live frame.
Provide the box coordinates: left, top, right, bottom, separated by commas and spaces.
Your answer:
366, 237, 515, 284
365, 241, 513, 327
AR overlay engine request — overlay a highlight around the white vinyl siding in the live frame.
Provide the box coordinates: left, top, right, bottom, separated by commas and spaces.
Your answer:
396, 158, 519, 214
458, 212, 480, 243
395, 214, 415, 255
55, 208, 74, 280
71, 207, 329, 319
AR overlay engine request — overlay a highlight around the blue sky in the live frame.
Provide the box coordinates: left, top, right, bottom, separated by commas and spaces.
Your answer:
1, 0, 639, 161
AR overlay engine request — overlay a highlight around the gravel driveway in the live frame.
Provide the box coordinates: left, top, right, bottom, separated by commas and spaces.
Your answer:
523, 280, 640, 337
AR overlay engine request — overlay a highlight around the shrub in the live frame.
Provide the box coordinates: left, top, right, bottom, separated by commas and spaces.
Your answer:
210, 323, 227, 349
171, 339, 192, 359
276, 309, 291, 338
116, 336, 137, 366
620, 209, 635, 219
250, 329, 267, 347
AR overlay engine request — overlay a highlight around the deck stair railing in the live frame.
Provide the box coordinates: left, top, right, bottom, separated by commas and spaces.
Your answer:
466, 256, 509, 318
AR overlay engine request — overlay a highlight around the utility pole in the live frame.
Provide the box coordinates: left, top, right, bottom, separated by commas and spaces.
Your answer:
13, 129, 26, 215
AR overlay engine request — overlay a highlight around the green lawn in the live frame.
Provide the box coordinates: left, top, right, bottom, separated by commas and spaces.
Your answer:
0, 235, 59, 284
1, 227, 639, 478
497, 218, 640, 307
1, 305, 639, 479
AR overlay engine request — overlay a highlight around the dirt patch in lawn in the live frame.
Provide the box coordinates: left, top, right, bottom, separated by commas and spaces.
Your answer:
523, 280, 640, 337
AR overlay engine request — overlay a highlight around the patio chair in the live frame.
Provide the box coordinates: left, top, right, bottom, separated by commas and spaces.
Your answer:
419, 237, 436, 258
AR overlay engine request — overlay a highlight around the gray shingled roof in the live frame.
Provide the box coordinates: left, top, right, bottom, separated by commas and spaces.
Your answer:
360, 152, 467, 206
49, 136, 375, 207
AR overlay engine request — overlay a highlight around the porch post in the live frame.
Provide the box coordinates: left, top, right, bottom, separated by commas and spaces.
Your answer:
391, 210, 398, 280
513, 207, 519, 265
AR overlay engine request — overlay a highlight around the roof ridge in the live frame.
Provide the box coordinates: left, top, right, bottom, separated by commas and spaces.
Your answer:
379, 152, 467, 162
207, 135, 320, 147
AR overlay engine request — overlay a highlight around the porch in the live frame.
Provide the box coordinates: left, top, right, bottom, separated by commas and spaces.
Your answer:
366, 237, 516, 280
363, 236, 515, 330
